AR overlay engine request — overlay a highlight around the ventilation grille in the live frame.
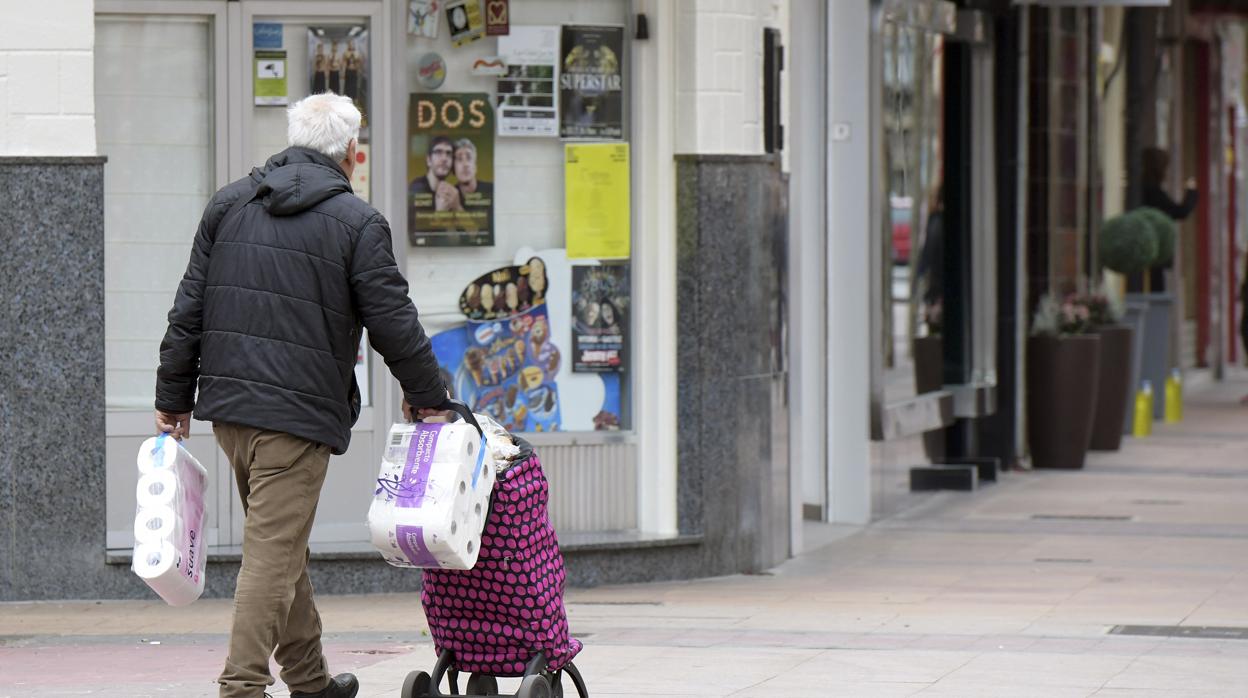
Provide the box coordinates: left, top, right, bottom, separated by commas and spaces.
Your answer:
540, 441, 638, 533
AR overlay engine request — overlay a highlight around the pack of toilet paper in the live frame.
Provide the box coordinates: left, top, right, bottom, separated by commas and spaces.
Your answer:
132, 434, 209, 606
368, 419, 498, 570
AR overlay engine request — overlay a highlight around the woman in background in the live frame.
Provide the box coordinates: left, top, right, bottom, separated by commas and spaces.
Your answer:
1134, 147, 1199, 293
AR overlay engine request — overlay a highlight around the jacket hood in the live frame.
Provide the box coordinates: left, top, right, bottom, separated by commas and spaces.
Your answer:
251, 147, 353, 216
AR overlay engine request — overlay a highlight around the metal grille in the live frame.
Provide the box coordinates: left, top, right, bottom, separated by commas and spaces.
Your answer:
1110, 625, 1248, 640
539, 442, 637, 533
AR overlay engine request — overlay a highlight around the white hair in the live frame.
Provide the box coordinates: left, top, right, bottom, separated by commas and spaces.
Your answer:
287, 92, 361, 161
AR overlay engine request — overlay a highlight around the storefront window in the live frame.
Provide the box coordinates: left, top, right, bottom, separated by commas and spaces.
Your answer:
881, 21, 945, 404
404, 2, 632, 433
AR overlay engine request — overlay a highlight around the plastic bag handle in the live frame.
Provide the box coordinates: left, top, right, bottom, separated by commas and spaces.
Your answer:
433, 398, 484, 439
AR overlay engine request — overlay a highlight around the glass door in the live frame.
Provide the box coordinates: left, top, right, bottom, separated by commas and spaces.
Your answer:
97, 1, 232, 552
238, 1, 388, 546
99, 0, 391, 552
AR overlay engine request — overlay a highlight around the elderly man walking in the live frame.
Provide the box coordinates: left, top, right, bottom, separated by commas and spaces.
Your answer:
154, 93, 447, 698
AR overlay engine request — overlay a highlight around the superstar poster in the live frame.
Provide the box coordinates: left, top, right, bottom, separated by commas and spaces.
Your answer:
559, 25, 625, 140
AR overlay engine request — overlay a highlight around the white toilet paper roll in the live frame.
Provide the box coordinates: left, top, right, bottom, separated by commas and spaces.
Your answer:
136, 470, 177, 508
133, 540, 203, 607
136, 435, 178, 474
134, 505, 179, 545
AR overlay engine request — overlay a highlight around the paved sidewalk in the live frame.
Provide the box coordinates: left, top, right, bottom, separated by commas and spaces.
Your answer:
3, 373, 1248, 697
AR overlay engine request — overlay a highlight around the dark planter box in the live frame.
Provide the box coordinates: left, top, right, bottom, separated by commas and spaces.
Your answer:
1027, 334, 1101, 469
912, 335, 945, 460
1089, 325, 1133, 451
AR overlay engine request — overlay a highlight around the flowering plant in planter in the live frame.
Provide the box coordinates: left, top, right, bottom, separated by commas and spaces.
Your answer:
1031, 293, 1094, 337
1070, 286, 1125, 330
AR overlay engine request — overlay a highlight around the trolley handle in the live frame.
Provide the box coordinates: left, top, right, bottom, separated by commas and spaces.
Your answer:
431, 398, 484, 440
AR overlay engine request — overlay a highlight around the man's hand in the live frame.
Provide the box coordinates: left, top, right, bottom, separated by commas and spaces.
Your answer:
1186, 176, 1198, 190
154, 410, 192, 440
402, 389, 453, 423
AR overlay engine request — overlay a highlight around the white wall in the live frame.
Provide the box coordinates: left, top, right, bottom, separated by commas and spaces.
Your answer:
0, 0, 96, 156
675, 0, 789, 159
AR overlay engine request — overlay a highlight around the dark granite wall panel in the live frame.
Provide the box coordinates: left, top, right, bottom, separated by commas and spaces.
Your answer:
0, 159, 109, 600
676, 155, 790, 576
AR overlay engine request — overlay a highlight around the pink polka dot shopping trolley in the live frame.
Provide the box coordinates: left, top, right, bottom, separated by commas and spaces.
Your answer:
374, 401, 588, 698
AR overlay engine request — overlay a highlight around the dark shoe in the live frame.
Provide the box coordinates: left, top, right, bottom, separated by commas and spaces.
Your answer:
291, 673, 359, 698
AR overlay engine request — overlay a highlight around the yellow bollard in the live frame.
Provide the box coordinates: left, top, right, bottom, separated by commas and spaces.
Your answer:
1164, 369, 1183, 423
1133, 380, 1153, 437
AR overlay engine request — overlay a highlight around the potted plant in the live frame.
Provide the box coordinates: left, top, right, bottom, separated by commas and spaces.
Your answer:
1027, 294, 1102, 469
1075, 287, 1132, 451
1098, 212, 1158, 276
1102, 208, 1175, 422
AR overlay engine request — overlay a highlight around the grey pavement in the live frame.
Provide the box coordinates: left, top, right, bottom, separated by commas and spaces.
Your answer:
3, 371, 1248, 697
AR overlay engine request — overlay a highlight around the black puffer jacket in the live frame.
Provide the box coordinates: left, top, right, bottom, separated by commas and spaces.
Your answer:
156, 147, 445, 454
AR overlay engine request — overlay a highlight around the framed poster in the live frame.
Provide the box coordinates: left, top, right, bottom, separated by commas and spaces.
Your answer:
572, 265, 629, 373
408, 93, 495, 247
496, 26, 559, 137
559, 25, 625, 140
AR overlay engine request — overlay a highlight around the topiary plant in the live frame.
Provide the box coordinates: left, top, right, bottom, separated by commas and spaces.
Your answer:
1132, 207, 1176, 267
1099, 213, 1157, 275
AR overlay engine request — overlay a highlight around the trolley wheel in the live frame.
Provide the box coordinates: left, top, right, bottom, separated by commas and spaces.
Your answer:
402, 670, 432, 698
465, 673, 498, 695
517, 674, 552, 698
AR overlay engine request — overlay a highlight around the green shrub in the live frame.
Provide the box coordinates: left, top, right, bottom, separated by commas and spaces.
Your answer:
1099, 213, 1157, 275
1132, 207, 1176, 267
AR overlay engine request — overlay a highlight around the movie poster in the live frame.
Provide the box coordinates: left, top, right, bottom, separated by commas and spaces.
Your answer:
308, 26, 369, 121
408, 93, 495, 247
559, 25, 625, 140
572, 265, 629, 372
496, 26, 559, 138
459, 258, 548, 321
431, 306, 563, 433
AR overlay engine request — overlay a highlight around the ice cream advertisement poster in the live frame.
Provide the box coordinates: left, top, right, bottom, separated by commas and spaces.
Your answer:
431, 305, 562, 433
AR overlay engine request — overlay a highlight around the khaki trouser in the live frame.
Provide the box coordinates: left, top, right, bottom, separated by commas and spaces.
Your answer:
214, 423, 333, 698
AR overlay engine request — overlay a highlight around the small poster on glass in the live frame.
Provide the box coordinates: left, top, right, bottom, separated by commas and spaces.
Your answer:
496, 26, 559, 138
571, 265, 629, 373
308, 26, 369, 121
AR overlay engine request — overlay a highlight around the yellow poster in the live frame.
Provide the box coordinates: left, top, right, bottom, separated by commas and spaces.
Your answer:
565, 143, 630, 260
